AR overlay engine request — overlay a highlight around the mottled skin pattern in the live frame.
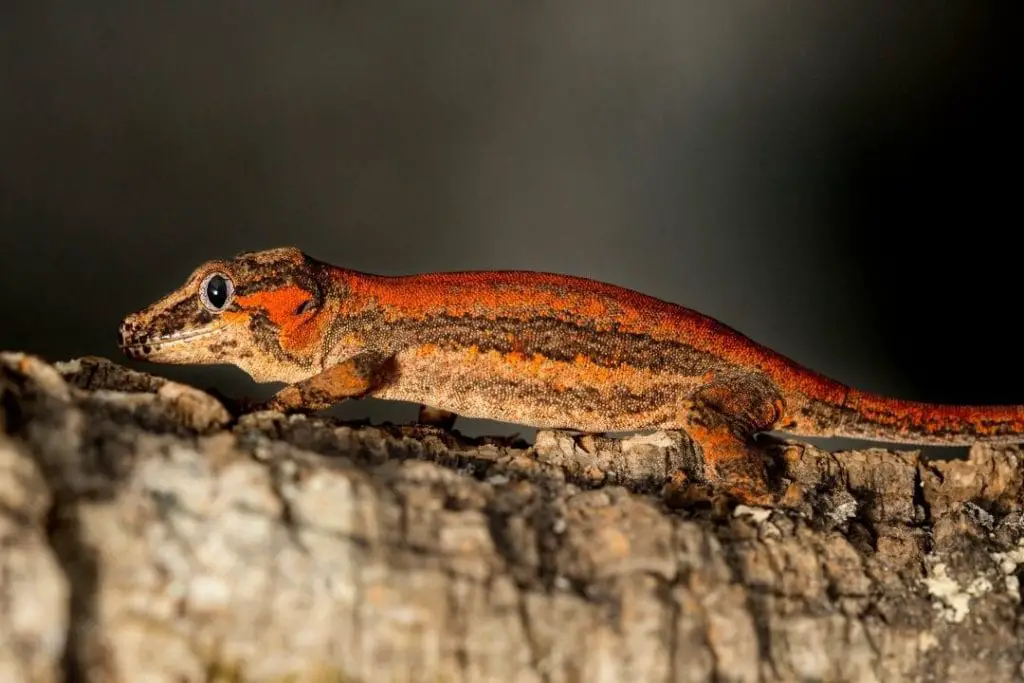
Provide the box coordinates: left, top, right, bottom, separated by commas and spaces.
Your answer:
119, 247, 1024, 505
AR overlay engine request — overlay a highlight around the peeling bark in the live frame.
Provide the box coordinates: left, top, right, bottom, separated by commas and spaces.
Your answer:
2, 352, 1024, 682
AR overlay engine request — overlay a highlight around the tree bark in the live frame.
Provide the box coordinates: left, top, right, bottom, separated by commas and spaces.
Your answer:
2, 352, 1023, 683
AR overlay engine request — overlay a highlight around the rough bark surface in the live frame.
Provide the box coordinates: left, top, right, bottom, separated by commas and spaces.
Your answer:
2, 351, 1024, 683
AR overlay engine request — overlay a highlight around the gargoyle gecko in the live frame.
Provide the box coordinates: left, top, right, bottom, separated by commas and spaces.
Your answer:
119, 247, 1024, 504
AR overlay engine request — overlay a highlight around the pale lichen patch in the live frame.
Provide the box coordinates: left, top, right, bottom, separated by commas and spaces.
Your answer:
733, 505, 772, 524
922, 562, 993, 624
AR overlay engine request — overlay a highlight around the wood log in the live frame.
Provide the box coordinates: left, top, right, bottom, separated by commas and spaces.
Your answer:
2, 352, 1023, 682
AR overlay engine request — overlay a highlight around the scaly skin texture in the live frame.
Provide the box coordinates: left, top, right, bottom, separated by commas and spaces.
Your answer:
119, 247, 1024, 505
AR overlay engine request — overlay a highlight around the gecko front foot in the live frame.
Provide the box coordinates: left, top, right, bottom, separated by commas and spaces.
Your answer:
201, 387, 269, 418
245, 352, 398, 416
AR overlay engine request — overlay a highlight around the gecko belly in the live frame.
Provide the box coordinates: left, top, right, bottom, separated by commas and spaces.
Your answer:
371, 344, 704, 432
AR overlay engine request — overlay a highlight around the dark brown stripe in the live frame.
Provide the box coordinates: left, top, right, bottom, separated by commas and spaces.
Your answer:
331, 311, 738, 378
425, 372, 679, 422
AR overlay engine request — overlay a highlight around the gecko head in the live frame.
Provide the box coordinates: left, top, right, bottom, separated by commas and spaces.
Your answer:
118, 246, 332, 382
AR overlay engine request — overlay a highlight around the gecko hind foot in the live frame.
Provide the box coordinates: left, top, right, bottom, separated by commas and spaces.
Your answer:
663, 440, 775, 508
664, 405, 779, 508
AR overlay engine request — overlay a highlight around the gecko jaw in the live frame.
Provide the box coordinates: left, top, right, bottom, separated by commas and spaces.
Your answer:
118, 325, 224, 361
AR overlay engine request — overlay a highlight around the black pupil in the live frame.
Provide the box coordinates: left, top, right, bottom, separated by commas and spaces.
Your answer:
206, 275, 228, 309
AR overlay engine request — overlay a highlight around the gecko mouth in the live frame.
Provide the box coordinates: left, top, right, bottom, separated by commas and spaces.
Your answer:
117, 324, 223, 360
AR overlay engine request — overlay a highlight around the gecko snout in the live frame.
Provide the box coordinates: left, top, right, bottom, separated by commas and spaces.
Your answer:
116, 303, 234, 366
118, 316, 153, 359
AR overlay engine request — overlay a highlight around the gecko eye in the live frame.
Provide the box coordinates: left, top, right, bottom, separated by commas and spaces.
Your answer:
199, 272, 234, 312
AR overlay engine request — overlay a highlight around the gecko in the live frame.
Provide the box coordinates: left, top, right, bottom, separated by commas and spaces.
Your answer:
118, 247, 1024, 505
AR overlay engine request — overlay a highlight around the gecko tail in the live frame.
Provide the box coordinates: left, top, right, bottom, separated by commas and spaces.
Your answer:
783, 387, 1024, 447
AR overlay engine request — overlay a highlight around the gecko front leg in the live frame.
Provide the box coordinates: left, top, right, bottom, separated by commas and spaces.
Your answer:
257, 351, 398, 414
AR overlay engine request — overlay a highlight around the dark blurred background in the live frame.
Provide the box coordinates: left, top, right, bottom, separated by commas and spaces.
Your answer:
1, 2, 1020, 442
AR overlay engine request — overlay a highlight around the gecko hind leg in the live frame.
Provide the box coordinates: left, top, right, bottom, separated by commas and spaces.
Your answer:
666, 379, 785, 507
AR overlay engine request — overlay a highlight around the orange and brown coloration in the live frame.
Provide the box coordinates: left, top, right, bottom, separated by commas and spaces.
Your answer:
119, 247, 1024, 505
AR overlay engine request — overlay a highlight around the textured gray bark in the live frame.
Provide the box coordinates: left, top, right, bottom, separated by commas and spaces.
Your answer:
2, 351, 1024, 682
